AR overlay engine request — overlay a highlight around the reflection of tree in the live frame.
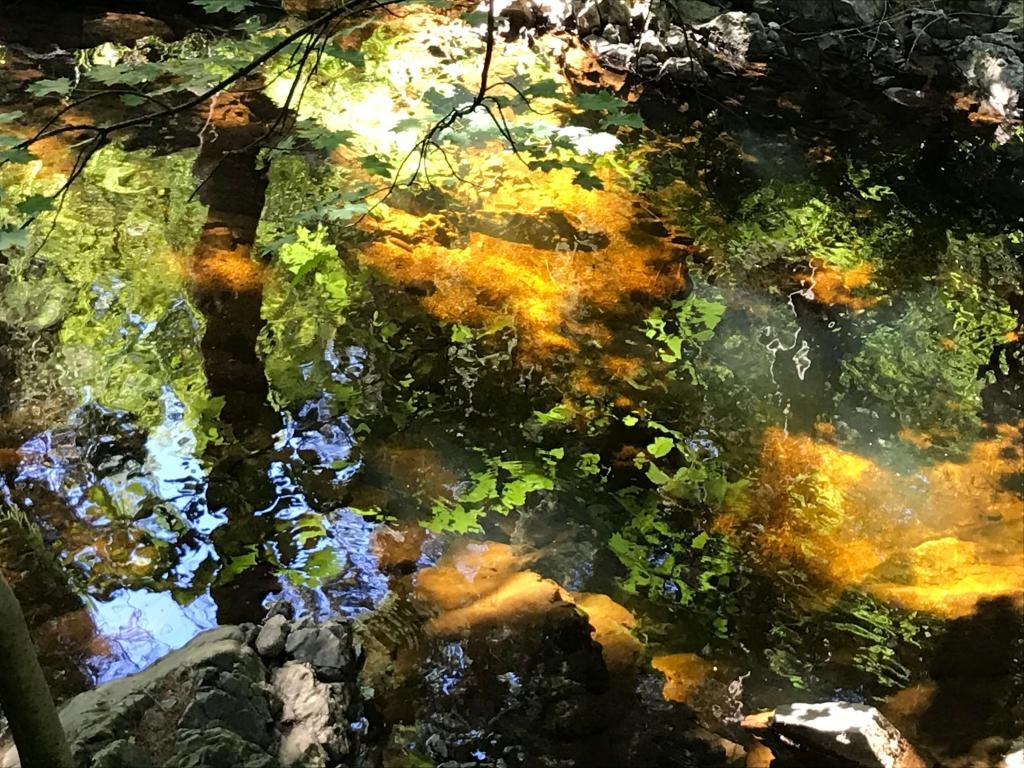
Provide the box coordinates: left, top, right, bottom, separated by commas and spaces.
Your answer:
185, 83, 284, 624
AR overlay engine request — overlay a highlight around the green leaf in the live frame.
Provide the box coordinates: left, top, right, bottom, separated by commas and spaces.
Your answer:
27, 78, 72, 98
360, 154, 393, 178
0, 110, 24, 124
600, 111, 644, 129
573, 91, 627, 111
524, 78, 561, 99
572, 170, 603, 190
691, 531, 709, 550
646, 464, 672, 485
191, 0, 252, 12
647, 436, 674, 458
16, 195, 54, 216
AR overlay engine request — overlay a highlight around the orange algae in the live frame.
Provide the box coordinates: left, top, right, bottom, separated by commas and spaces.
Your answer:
414, 541, 641, 670
360, 159, 687, 360
795, 261, 879, 310
651, 653, 715, 703
720, 424, 1024, 617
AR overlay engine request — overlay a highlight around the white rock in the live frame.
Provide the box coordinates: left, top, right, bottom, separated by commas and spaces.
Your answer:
958, 34, 1023, 118
765, 702, 924, 768
272, 662, 346, 767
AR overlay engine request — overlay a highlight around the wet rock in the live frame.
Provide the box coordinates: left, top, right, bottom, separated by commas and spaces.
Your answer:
602, 23, 629, 44
178, 674, 275, 748
660, 56, 709, 83
0, 627, 272, 768
272, 662, 350, 766
958, 33, 1023, 118
256, 614, 291, 658
743, 702, 925, 768
284, 623, 354, 682
265, 600, 295, 621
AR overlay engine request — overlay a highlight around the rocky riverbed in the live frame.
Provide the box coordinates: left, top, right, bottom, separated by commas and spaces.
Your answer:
3, 600, 1022, 767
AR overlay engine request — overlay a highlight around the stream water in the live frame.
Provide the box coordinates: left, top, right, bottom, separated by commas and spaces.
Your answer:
0, 7, 1022, 764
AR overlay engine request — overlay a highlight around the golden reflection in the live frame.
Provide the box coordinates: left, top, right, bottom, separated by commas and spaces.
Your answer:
720, 424, 1024, 617
186, 239, 265, 294
361, 161, 686, 359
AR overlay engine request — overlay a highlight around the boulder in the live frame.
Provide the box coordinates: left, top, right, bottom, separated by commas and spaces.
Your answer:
584, 35, 637, 70
0, 627, 276, 768
743, 702, 925, 768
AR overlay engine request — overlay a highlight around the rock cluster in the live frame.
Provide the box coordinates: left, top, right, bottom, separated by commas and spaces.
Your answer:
496, 0, 1022, 122
0, 606, 363, 768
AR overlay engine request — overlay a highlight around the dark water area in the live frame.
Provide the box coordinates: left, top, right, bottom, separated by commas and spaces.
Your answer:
0, 8, 1022, 765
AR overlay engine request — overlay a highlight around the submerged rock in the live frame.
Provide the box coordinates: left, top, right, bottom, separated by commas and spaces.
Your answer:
743, 702, 925, 768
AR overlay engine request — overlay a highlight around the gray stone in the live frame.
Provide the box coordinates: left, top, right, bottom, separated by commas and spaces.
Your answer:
272, 662, 350, 766
91, 740, 155, 768
696, 11, 775, 68
178, 682, 274, 748
265, 600, 295, 621
602, 23, 628, 44
665, 25, 691, 55
0, 627, 273, 768
284, 626, 352, 682
167, 728, 278, 768
256, 614, 291, 658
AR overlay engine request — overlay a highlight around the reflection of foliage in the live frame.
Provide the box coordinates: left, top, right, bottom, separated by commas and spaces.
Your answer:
608, 488, 744, 638
644, 290, 726, 385
425, 450, 560, 534
765, 588, 932, 690
841, 282, 1014, 438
